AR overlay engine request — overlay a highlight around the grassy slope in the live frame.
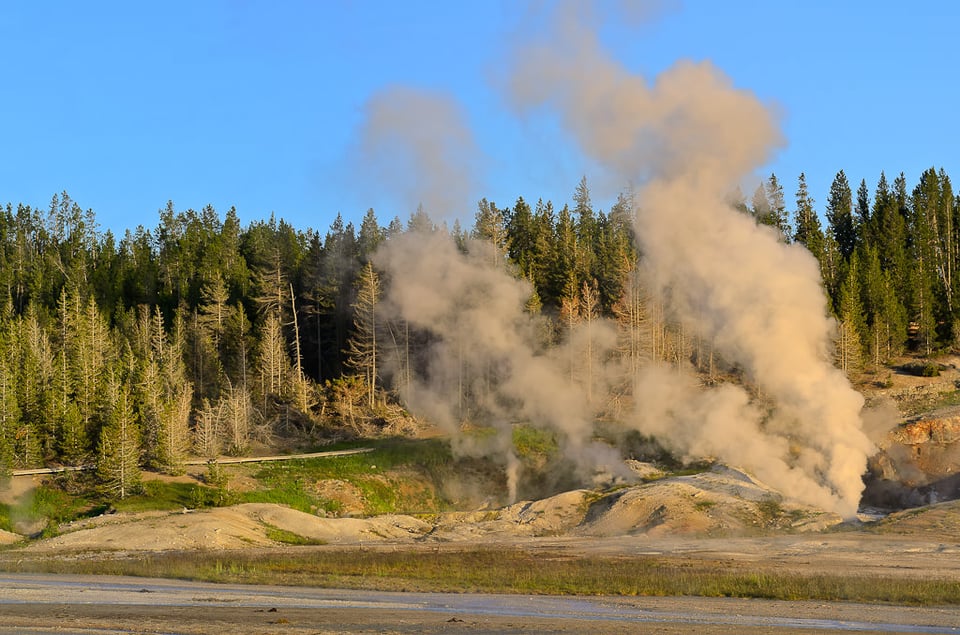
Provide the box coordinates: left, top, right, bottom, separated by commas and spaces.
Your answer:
0, 437, 500, 535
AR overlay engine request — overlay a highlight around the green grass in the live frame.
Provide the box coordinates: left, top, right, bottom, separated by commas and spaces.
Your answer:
111, 481, 201, 513
512, 425, 558, 459
232, 437, 455, 516
261, 523, 327, 545
0, 482, 103, 536
1, 438, 463, 536
2, 547, 958, 605
901, 388, 960, 416
1, 474, 235, 535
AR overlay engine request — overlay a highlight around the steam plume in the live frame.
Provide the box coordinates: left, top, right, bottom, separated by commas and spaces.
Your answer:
507, 3, 873, 516
350, 86, 481, 218
374, 232, 622, 500
355, 3, 874, 517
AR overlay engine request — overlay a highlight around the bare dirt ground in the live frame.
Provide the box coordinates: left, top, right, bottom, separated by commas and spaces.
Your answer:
7, 497, 960, 581
3, 489, 960, 634
1, 573, 959, 635
4, 357, 960, 631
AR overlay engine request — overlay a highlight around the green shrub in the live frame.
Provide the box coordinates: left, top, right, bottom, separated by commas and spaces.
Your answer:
900, 361, 942, 377
922, 363, 941, 377
757, 496, 784, 525
512, 425, 558, 459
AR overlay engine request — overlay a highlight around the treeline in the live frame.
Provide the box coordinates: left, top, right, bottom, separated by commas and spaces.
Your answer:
749, 168, 956, 372
476, 168, 960, 375
0, 168, 954, 494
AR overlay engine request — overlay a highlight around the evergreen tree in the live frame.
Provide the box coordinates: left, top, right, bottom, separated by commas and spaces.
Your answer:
357, 208, 384, 262
821, 232, 843, 311
916, 169, 956, 321
909, 168, 951, 349
894, 172, 913, 300
752, 174, 790, 239
750, 182, 771, 224
0, 334, 20, 476
792, 173, 824, 262
765, 173, 790, 239
310, 214, 360, 380
573, 176, 597, 286
386, 215, 404, 237
134, 306, 192, 473
593, 209, 634, 312
552, 204, 578, 307
15, 307, 57, 458
527, 199, 558, 307
474, 198, 509, 266
826, 170, 856, 261
58, 289, 115, 441
198, 274, 232, 366
860, 245, 907, 365
345, 262, 381, 408
407, 204, 434, 233
855, 179, 871, 245
871, 172, 908, 290
504, 197, 533, 274
835, 253, 866, 376
96, 371, 141, 499
727, 185, 751, 216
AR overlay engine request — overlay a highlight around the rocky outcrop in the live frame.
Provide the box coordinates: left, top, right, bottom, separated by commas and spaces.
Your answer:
864, 410, 960, 509
889, 416, 960, 447
880, 380, 959, 404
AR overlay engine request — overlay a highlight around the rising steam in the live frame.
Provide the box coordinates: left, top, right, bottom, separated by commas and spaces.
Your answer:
505, 3, 873, 517
374, 233, 622, 501
358, 3, 874, 518
349, 85, 482, 218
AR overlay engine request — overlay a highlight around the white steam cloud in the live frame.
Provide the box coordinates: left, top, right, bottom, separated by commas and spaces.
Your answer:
354, 3, 874, 518
506, 3, 873, 517
374, 233, 622, 500
350, 85, 482, 218
513, 2, 872, 517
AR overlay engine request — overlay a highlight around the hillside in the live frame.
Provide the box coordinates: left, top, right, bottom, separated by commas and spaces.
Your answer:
1, 355, 960, 555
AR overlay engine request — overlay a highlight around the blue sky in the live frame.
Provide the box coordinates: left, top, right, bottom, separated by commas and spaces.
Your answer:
1, 1, 957, 236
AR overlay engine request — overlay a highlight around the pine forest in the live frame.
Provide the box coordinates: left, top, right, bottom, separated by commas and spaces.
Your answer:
0, 168, 954, 496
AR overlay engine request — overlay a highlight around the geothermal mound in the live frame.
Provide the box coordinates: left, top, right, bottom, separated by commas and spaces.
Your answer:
576, 465, 840, 537
17, 464, 842, 553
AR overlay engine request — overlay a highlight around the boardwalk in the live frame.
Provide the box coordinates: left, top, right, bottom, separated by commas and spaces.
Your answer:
10, 447, 374, 477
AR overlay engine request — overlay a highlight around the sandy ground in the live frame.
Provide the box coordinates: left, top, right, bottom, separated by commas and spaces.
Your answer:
2, 500, 960, 634
3, 600, 953, 634
2, 573, 959, 635
3, 597, 958, 634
